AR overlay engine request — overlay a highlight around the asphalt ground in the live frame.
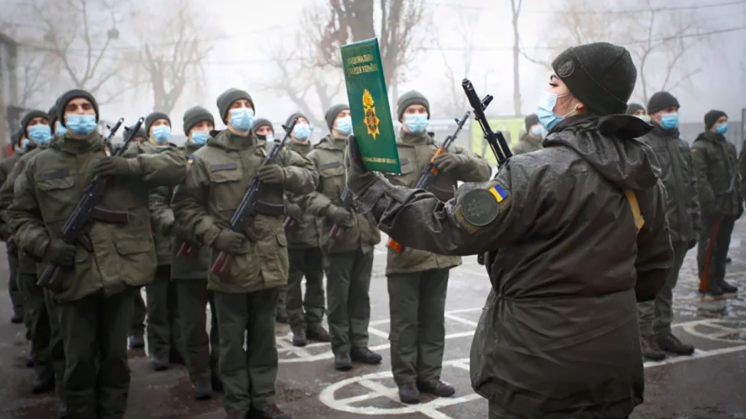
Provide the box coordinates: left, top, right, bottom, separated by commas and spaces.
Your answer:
1, 223, 745, 419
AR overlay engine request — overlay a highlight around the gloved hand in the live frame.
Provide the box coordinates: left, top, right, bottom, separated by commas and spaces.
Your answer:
329, 207, 353, 227
171, 224, 192, 243
213, 229, 245, 254
432, 153, 467, 173
286, 202, 304, 220
46, 238, 77, 267
93, 156, 136, 177
158, 211, 175, 236
344, 135, 379, 195
257, 164, 285, 185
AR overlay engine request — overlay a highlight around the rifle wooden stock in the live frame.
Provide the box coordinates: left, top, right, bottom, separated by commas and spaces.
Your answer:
211, 251, 232, 277
284, 217, 297, 232
177, 242, 193, 258
329, 223, 343, 239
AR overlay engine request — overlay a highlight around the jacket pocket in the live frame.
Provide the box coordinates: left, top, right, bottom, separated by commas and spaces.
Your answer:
114, 236, 156, 286
208, 168, 243, 212
36, 176, 77, 223
319, 162, 345, 204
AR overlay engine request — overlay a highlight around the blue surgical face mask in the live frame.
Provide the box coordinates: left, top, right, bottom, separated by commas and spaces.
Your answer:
20, 139, 30, 151
152, 125, 172, 143
660, 113, 679, 130
266, 134, 275, 143
65, 115, 98, 136
716, 123, 728, 135
55, 121, 67, 137
404, 114, 428, 133
538, 91, 576, 131
530, 124, 543, 137
229, 108, 255, 131
335, 116, 353, 136
28, 124, 52, 145
294, 123, 311, 140
191, 130, 209, 146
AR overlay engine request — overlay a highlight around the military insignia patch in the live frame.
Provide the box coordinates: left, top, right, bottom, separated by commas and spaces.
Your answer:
362, 89, 380, 139
188, 156, 194, 165
461, 188, 500, 227
557, 59, 575, 78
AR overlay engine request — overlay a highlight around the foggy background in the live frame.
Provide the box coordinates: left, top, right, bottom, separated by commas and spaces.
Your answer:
0, 0, 744, 147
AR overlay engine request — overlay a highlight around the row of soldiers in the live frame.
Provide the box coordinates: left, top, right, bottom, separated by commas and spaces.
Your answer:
514, 91, 742, 361
1, 87, 490, 418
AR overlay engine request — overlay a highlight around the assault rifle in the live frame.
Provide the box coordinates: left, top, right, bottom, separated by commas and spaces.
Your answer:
386, 111, 471, 254
37, 117, 139, 292
209, 117, 298, 277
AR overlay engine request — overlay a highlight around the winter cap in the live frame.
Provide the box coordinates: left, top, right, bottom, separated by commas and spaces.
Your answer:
10, 127, 23, 147
626, 103, 646, 115
124, 124, 147, 142
252, 118, 274, 134
704, 109, 727, 130
145, 112, 171, 137
524, 113, 539, 131
182, 106, 214, 135
216, 88, 254, 122
21, 110, 50, 137
285, 112, 307, 129
551, 42, 636, 115
47, 103, 59, 127
325, 104, 350, 130
57, 89, 99, 127
647, 92, 679, 115
397, 90, 429, 120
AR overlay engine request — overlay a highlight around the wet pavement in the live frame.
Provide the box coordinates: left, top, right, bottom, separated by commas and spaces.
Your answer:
1, 222, 746, 419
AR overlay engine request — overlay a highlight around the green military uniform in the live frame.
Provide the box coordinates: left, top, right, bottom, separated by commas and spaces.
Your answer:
0, 146, 24, 322
383, 128, 490, 386
8, 89, 185, 418
284, 138, 326, 335
306, 134, 380, 355
692, 111, 742, 295
513, 114, 543, 155
125, 125, 148, 347
172, 111, 317, 416
346, 44, 674, 419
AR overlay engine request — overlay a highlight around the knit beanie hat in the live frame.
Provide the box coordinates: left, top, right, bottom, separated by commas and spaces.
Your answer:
397, 90, 430, 120
47, 103, 58, 127
252, 118, 274, 134
647, 92, 679, 115
216, 88, 253, 122
10, 127, 23, 147
145, 112, 171, 136
325, 104, 350, 130
57, 89, 99, 127
551, 42, 636, 115
524, 113, 539, 131
182, 106, 214, 135
626, 103, 646, 115
704, 110, 727, 130
285, 112, 306, 129
124, 124, 147, 142
21, 110, 50, 137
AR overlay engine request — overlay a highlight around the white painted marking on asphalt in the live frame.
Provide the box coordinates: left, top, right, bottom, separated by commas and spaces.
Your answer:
367, 326, 391, 339
276, 336, 313, 358
444, 313, 479, 328
643, 344, 746, 368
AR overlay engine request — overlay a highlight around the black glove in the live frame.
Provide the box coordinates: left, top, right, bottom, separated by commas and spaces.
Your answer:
257, 164, 285, 185
93, 156, 136, 177
329, 207, 353, 227
432, 153, 467, 173
344, 136, 381, 195
286, 202, 304, 220
171, 224, 192, 243
213, 229, 245, 254
46, 238, 77, 267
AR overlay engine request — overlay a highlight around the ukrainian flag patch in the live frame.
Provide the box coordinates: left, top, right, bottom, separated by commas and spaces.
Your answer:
187, 156, 194, 165
489, 184, 508, 202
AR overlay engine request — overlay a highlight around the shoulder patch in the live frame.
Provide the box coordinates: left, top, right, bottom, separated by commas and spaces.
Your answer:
38, 168, 70, 181
187, 156, 194, 165
399, 157, 410, 165
460, 188, 500, 227
209, 163, 238, 172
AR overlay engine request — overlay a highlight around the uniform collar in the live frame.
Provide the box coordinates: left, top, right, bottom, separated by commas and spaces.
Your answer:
57, 131, 104, 155
397, 128, 430, 146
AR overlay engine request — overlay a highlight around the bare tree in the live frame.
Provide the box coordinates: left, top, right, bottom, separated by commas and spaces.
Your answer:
434, 9, 475, 116
510, 0, 522, 116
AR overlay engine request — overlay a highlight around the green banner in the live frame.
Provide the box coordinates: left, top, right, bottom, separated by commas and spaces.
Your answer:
341, 38, 401, 174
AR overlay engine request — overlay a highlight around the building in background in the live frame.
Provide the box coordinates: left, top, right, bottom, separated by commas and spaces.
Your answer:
0, 33, 19, 157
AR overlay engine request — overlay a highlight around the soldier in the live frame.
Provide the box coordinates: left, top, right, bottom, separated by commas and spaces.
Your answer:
512, 113, 543, 155
127, 124, 149, 350
383, 91, 491, 403
637, 92, 699, 361
168, 105, 221, 399
306, 104, 382, 371
0, 109, 56, 395
693, 110, 741, 297
1, 129, 25, 324
172, 88, 317, 419
280, 112, 329, 347
626, 103, 649, 122
8, 89, 185, 418
141, 111, 184, 370
343, 43, 671, 418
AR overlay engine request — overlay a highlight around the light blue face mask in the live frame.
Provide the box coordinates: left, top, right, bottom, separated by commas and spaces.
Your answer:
230, 108, 255, 131
266, 134, 275, 143
191, 130, 209, 146
530, 124, 543, 137
538, 91, 576, 131
28, 124, 52, 145
335, 116, 353, 136
66, 115, 98, 136
20, 139, 30, 151
294, 123, 311, 140
55, 121, 67, 137
716, 123, 728, 135
152, 125, 172, 143
660, 113, 679, 130
404, 114, 428, 133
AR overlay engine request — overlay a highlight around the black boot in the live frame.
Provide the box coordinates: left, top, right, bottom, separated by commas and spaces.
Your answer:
32, 364, 55, 394
640, 335, 666, 361
10, 311, 23, 324
129, 332, 145, 350
656, 331, 694, 356
193, 377, 212, 400
57, 400, 67, 419
719, 278, 738, 295
169, 349, 186, 365
306, 323, 330, 342
152, 353, 169, 371
417, 378, 455, 397
252, 404, 291, 419
350, 347, 382, 364
398, 383, 420, 404
26, 343, 34, 368
276, 308, 289, 324
334, 353, 352, 371
211, 369, 224, 392
291, 326, 307, 347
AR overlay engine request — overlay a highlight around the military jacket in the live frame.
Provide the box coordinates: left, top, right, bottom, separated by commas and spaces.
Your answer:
692, 131, 742, 217
284, 140, 319, 249
142, 141, 180, 266
8, 132, 185, 303
306, 135, 380, 255
382, 129, 490, 275
512, 132, 543, 155
172, 129, 318, 293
